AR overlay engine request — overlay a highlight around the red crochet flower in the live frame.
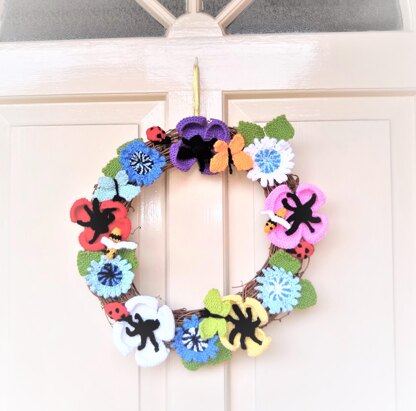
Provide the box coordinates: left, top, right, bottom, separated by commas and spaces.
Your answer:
70, 198, 131, 251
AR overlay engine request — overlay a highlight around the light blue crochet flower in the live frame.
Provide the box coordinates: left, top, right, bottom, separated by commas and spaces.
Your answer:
93, 170, 140, 202
119, 140, 166, 186
255, 266, 301, 314
85, 255, 134, 298
172, 315, 219, 364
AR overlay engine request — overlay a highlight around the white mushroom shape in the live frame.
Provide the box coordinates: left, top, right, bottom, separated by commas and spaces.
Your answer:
112, 296, 175, 368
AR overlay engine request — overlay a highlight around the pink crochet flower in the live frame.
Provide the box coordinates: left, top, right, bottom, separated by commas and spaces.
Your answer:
264, 183, 327, 249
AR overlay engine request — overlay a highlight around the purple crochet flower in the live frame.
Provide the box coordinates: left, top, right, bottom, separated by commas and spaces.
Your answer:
170, 116, 230, 174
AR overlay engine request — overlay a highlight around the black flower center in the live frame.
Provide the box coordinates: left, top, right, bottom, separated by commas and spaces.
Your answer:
282, 192, 322, 236
177, 135, 217, 172
130, 151, 154, 175
122, 313, 161, 352
182, 328, 208, 352
76, 198, 117, 244
228, 304, 262, 350
97, 263, 123, 286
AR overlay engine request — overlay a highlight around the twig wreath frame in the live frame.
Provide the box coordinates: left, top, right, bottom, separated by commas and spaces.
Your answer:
70, 115, 328, 370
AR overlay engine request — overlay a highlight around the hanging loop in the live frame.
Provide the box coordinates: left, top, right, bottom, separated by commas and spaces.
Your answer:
193, 57, 200, 116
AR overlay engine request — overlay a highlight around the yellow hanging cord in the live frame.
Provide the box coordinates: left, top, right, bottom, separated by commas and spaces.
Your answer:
193, 57, 200, 116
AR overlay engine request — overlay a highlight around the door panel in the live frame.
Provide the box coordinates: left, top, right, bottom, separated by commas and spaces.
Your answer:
3, 99, 165, 411
226, 95, 415, 411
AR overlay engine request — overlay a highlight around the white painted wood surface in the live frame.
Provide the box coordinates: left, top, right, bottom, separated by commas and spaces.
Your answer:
0, 6, 415, 411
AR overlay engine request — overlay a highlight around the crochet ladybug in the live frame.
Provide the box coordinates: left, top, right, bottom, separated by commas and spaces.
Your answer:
146, 126, 168, 143
105, 302, 129, 321
288, 240, 314, 260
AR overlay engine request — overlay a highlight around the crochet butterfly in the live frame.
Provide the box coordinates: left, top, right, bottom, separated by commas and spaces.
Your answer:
209, 134, 253, 174
93, 170, 140, 202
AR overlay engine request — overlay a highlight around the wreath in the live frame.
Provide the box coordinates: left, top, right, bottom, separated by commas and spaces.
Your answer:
70, 115, 328, 370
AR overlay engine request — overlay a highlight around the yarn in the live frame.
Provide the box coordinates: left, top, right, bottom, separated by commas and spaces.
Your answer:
268, 249, 301, 274
182, 341, 232, 371
112, 296, 175, 368
296, 280, 317, 310
219, 295, 271, 357
209, 134, 253, 174
77, 250, 102, 276
264, 115, 294, 141
199, 289, 231, 339
237, 121, 265, 145
102, 157, 122, 178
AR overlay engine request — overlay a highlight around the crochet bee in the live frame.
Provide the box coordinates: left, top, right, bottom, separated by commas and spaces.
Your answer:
261, 208, 291, 234
101, 228, 137, 259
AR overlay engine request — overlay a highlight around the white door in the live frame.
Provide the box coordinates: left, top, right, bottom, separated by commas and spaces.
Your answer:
1, 2, 416, 411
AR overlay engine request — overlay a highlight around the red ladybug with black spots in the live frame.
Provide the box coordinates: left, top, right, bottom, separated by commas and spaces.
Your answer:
287, 240, 314, 260
104, 302, 129, 321
146, 126, 169, 144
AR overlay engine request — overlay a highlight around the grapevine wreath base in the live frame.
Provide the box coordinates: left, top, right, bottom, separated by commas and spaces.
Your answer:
70, 115, 328, 370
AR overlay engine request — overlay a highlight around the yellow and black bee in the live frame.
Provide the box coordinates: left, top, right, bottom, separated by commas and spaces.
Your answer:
101, 228, 137, 259
261, 208, 291, 234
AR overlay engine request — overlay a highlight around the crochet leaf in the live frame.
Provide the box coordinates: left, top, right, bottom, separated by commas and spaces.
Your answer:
269, 249, 301, 274
102, 157, 122, 178
237, 121, 265, 145
117, 249, 138, 270
264, 115, 295, 141
77, 251, 102, 276
204, 288, 231, 317
199, 317, 227, 339
117, 139, 137, 155
182, 341, 232, 371
182, 360, 201, 371
296, 279, 317, 310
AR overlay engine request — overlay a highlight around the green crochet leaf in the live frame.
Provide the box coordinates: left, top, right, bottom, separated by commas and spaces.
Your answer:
117, 139, 137, 155
182, 342, 232, 371
296, 279, 317, 310
269, 250, 301, 274
264, 115, 295, 141
237, 121, 265, 145
183, 360, 201, 371
118, 249, 138, 270
77, 251, 102, 276
199, 317, 227, 339
102, 157, 122, 178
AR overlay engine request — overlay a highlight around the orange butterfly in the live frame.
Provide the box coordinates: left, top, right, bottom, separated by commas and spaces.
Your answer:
210, 134, 253, 174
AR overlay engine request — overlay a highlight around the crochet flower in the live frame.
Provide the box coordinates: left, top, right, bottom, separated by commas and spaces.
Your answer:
244, 136, 294, 187
119, 140, 166, 186
112, 296, 175, 368
170, 116, 230, 174
85, 255, 134, 298
264, 183, 328, 249
255, 266, 301, 314
220, 295, 271, 357
70, 198, 131, 251
172, 315, 219, 364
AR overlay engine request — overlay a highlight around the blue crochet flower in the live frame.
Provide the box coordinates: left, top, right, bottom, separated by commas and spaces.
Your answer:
119, 140, 166, 186
85, 255, 134, 298
255, 266, 301, 314
172, 315, 219, 364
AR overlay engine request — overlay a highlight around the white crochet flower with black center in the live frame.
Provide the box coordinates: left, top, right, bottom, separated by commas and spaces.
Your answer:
244, 136, 295, 187
112, 296, 175, 368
